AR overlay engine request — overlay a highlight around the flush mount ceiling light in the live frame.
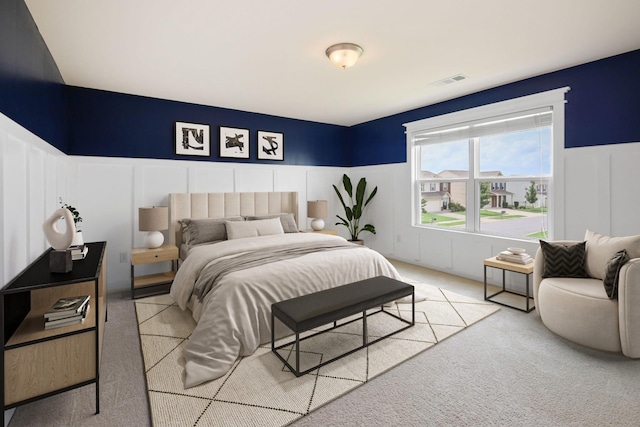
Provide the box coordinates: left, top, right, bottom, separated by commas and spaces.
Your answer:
325, 43, 363, 69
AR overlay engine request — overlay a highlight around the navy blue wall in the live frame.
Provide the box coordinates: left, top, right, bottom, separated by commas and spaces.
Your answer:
0, 0, 67, 150
66, 87, 349, 166
350, 49, 640, 166
2, 0, 638, 168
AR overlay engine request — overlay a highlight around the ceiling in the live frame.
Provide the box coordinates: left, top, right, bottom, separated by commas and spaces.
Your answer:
25, 0, 640, 127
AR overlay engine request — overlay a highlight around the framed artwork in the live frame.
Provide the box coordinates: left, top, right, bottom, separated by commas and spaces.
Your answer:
257, 130, 284, 161
175, 122, 210, 156
219, 126, 250, 159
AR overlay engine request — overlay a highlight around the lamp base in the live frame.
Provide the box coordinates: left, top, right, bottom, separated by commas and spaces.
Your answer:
144, 231, 165, 248
310, 218, 325, 231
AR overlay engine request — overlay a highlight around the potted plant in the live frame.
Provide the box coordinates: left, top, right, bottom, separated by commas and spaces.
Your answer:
60, 198, 84, 246
333, 174, 377, 243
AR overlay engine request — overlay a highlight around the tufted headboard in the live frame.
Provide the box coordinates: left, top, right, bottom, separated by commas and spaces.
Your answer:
168, 192, 299, 246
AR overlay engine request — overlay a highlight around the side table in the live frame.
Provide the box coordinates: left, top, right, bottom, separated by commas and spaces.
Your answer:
131, 244, 179, 299
484, 256, 535, 313
303, 229, 338, 235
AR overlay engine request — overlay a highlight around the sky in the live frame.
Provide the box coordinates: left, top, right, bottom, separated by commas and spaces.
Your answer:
421, 128, 551, 176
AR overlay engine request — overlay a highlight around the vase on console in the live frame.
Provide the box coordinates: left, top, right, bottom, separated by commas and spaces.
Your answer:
71, 230, 84, 247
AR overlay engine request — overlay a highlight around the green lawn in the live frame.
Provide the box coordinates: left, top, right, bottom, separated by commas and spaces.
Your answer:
527, 230, 548, 238
421, 213, 458, 223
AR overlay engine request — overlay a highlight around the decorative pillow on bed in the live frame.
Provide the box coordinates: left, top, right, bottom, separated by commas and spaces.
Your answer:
603, 249, 630, 299
225, 217, 285, 240
539, 240, 589, 279
180, 217, 242, 246
584, 229, 640, 280
244, 213, 299, 233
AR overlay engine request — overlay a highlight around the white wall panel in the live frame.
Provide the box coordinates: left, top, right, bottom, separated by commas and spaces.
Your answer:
27, 146, 47, 260
0, 113, 67, 288
355, 165, 395, 255
307, 168, 345, 234
419, 232, 452, 269
234, 167, 274, 192
77, 161, 134, 287
274, 168, 307, 226
3, 135, 28, 282
610, 145, 640, 236
189, 166, 235, 193
141, 164, 189, 207
564, 152, 600, 238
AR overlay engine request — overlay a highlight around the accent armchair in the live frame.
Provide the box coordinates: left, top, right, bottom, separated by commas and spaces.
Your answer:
533, 230, 640, 358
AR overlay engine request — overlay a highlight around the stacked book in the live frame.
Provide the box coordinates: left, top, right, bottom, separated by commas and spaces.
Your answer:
497, 250, 533, 264
70, 244, 88, 260
44, 295, 91, 330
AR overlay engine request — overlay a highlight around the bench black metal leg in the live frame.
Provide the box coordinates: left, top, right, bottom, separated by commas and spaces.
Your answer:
295, 332, 300, 376
362, 310, 367, 346
412, 291, 415, 325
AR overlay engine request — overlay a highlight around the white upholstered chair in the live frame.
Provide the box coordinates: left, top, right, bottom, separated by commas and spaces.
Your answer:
532, 230, 640, 357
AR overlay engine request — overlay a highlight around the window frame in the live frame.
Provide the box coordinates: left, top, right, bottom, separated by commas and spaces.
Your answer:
404, 87, 570, 240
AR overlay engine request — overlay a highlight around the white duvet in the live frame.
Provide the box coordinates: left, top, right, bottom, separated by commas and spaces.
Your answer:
170, 232, 401, 388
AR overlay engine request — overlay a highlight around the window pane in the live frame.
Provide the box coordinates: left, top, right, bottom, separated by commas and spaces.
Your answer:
478, 127, 551, 177
420, 182, 466, 229
419, 140, 468, 176
478, 180, 548, 239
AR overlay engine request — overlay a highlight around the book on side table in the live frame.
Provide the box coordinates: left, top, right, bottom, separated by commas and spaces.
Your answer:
496, 250, 533, 264
70, 244, 89, 260
44, 295, 91, 329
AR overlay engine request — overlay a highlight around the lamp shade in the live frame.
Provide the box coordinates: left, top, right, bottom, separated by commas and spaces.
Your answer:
307, 200, 328, 219
138, 206, 168, 231
307, 200, 328, 231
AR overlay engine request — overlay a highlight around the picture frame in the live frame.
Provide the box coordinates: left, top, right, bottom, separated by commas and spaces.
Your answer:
175, 122, 210, 156
257, 130, 284, 161
219, 126, 250, 159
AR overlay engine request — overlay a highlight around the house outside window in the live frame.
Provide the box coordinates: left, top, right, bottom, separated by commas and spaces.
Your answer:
405, 88, 569, 240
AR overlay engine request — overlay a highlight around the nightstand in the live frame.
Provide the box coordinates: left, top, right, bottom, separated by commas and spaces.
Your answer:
131, 244, 179, 299
304, 229, 338, 235
484, 256, 535, 312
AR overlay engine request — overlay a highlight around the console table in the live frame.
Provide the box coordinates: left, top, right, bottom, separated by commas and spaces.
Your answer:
1, 241, 107, 424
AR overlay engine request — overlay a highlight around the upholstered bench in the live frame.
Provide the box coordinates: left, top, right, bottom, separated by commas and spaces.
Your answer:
271, 276, 414, 376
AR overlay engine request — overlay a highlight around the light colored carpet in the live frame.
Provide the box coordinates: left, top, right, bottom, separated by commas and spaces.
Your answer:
135, 280, 499, 427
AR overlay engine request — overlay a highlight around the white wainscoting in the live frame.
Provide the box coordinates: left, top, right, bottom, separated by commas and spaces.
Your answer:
0, 113, 69, 288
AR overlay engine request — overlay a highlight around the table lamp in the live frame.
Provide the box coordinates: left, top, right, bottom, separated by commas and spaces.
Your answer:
139, 206, 168, 248
307, 200, 328, 231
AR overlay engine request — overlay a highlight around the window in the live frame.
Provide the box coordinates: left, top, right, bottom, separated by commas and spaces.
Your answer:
405, 88, 569, 240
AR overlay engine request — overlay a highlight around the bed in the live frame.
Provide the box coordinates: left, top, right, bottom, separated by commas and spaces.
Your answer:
168, 192, 402, 388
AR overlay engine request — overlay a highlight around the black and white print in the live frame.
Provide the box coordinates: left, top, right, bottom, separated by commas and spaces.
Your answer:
175, 122, 210, 156
257, 130, 284, 161
219, 127, 250, 159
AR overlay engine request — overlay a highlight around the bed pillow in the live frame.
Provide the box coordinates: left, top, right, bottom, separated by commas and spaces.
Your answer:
584, 229, 640, 280
603, 249, 630, 299
225, 217, 284, 240
539, 240, 589, 279
244, 213, 299, 233
180, 217, 242, 246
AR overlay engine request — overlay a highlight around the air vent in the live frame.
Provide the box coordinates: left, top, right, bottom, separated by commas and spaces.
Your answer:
429, 74, 469, 87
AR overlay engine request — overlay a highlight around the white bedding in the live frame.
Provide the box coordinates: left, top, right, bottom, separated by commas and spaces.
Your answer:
170, 232, 401, 388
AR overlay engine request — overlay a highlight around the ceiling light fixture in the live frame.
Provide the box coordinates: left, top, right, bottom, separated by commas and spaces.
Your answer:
325, 43, 363, 69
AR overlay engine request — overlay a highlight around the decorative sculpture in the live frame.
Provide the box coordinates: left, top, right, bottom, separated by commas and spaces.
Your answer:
43, 208, 76, 273
43, 208, 76, 250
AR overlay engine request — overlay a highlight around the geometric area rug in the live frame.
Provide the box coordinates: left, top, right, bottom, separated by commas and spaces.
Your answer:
135, 279, 500, 427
